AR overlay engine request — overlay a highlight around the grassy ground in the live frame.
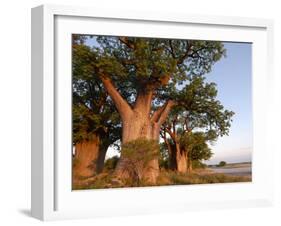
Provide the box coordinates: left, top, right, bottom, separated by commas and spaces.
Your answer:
73, 169, 251, 190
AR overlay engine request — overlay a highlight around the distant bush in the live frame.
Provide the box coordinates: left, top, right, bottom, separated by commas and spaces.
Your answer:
218, 161, 226, 167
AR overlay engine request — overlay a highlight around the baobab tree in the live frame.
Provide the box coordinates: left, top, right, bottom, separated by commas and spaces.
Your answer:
72, 36, 121, 179
85, 36, 227, 183
161, 76, 234, 173
178, 131, 213, 172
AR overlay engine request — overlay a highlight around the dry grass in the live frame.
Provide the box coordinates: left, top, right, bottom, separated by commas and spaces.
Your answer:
160, 170, 251, 185
73, 169, 251, 190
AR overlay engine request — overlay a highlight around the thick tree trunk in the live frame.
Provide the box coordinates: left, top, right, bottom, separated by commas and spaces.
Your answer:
96, 145, 108, 174
176, 149, 187, 173
73, 134, 102, 179
168, 145, 177, 170
169, 143, 188, 173
115, 109, 159, 184
100, 77, 175, 185
143, 122, 161, 184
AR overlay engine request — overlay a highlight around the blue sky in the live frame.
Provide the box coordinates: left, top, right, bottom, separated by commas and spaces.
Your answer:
204, 42, 252, 164
83, 37, 253, 164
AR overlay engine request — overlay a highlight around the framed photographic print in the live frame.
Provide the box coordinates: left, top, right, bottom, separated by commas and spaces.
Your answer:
31, 4, 274, 221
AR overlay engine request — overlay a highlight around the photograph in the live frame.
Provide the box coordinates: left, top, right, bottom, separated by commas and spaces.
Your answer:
71, 34, 252, 190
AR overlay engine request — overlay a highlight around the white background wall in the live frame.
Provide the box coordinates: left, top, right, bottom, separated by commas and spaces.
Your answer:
0, 0, 280, 225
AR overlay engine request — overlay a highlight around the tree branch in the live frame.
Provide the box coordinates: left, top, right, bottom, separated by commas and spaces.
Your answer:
99, 75, 133, 119
73, 93, 92, 112
151, 100, 176, 126
157, 100, 176, 126
151, 104, 166, 123
177, 42, 192, 64
164, 127, 176, 141
164, 131, 173, 155
168, 40, 176, 59
172, 119, 177, 140
119, 37, 135, 49
112, 51, 136, 66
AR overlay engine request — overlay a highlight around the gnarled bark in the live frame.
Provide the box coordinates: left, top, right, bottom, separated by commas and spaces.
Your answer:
100, 76, 175, 184
73, 134, 105, 179
96, 145, 108, 174
164, 126, 188, 173
168, 144, 188, 173
115, 103, 159, 184
164, 130, 194, 173
169, 145, 177, 170
176, 149, 187, 173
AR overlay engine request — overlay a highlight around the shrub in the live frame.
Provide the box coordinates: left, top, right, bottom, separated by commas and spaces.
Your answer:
192, 160, 207, 169
218, 161, 227, 167
159, 158, 169, 169
104, 156, 119, 171
121, 138, 159, 185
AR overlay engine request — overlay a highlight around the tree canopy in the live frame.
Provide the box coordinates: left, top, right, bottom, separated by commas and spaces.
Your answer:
72, 35, 121, 147
180, 131, 213, 162
72, 34, 234, 184
86, 36, 226, 106
160, 75, 234, 171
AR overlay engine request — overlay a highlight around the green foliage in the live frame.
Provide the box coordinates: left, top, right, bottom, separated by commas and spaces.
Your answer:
121, 138, 159, 185
122, 138, 159, 162
180, 132, 213, 162
160, 74, 234, 170
72, 34, 121, 146
172, 75, 235, 138
192, 160, 207, 169
159, 142, 169, 169
104, 156, 119, 171
73, 35, 234, 178
218, 161, 227, 167
79, 35, 226, 105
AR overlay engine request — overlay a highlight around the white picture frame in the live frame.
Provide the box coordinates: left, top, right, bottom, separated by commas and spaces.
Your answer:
31, 4, 274, 221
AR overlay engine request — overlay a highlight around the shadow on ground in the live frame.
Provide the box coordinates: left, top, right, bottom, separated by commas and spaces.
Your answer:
18, 209, 31, 217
